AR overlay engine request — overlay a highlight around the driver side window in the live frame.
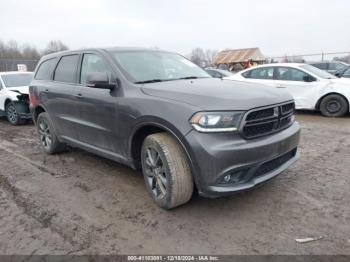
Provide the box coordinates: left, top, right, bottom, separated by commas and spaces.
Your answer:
80, 54, 109, 85
276, 67, 310, 81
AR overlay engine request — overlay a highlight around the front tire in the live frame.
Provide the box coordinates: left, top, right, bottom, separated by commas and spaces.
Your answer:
36, 112, 65, 154
319, 94, 348, 117
141, 133, 193, 209
6, 102, 25, 125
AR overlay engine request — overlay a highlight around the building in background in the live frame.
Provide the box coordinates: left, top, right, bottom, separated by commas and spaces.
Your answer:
212, 47, 265, 72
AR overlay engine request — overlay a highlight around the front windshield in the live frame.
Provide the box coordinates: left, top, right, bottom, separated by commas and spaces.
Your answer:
111, 51, 210, 83
301, 64, 337, 79
1, 73, 33, 87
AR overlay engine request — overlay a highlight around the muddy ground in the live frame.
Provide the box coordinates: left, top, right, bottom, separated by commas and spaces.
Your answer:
0, 112, 349, 255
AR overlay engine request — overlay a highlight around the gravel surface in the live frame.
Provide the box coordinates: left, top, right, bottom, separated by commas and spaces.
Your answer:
0, 112, 349, 255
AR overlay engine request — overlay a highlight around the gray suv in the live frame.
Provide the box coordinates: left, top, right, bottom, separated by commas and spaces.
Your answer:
29, 48, 300, 209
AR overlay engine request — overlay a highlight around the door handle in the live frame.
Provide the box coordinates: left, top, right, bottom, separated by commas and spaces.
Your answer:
44, 89, 49, 92
75, 93, 83, 98
276, 85, 286, 88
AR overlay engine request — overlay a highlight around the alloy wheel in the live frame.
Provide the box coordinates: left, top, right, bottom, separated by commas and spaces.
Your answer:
144, 147, 167, 198
38, 119, 52, 150
7, 104, 18, 124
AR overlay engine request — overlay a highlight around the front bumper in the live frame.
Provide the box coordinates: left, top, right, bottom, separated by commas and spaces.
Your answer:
185, 121, 300, 198
13, 101, 32, 119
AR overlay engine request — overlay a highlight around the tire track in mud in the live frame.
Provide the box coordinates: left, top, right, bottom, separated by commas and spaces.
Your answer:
0, 140, 97, 254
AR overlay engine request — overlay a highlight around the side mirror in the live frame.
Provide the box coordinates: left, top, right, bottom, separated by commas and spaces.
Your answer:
86, 72, 115, 90
303, 75, 315, 82
335, 73, 341, 78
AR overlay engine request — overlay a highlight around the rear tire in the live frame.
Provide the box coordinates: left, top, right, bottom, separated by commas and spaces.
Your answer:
36, 112, 66, 154
141, 133, 193, 209
6, 102, 25, 125
319, 94, 348, 117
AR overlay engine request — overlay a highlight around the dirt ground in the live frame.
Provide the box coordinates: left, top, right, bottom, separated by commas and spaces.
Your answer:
0, 112, 349, 255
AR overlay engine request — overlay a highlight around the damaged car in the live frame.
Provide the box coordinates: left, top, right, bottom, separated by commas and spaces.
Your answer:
0, 71, 33, 125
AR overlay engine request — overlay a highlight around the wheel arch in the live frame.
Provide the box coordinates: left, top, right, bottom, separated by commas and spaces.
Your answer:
129, 120, 191, 167
315, 92, 350, 111
32, 105, 47, 123
128, 118, 199, 188
4, 98, 12, 108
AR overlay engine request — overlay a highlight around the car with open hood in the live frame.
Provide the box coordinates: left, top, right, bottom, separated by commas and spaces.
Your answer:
0, 71, 33, 124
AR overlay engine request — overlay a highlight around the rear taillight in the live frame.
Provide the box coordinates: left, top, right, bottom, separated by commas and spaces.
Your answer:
29, 93, 39, 107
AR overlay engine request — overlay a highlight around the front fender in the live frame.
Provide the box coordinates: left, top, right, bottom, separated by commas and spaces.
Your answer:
318, 83, 350, 110
321, 83, 350, 100
5, 90, 22, 101
128, 116, 201, 188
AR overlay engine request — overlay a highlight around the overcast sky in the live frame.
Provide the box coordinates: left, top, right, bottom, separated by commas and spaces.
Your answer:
1, 0, 350, 57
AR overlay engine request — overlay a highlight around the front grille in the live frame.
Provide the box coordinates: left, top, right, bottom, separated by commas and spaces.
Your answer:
242, 102, 295, 139
255, 148, 297, 177
246, 107, 275, 121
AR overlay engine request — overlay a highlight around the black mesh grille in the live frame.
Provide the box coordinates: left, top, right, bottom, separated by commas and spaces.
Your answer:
246, 108, 275, 121
280, 115, 293, 129
243, 121, 276, 137
281, 103, 295, 115
255, 148, 297, 177
242, 102, 295, 138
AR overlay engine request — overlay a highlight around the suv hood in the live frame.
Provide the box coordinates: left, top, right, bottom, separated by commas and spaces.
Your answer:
6, 86, 29, 94
141, 78, 293, 110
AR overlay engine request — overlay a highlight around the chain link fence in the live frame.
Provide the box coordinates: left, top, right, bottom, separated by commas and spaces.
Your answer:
266, 51, 350, 64
0, 59, 39, 72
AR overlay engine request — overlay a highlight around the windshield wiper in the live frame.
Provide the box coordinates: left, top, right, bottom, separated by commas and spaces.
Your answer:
135, 79, 164, 84
177, 76, 199, 80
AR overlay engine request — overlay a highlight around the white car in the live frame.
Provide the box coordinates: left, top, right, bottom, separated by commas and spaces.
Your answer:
0, 71, 33, 124
225, 63, 350, 117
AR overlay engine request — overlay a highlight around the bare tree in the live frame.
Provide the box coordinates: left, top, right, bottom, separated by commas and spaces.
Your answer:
189, 48, 206, 66
22, 44, 41, 60
205, 49, 218, 64
42, 40, 69, 55
4, 40, 21, 59
334, 55, 350, 64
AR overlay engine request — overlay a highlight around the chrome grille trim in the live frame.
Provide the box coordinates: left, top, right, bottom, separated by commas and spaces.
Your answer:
240, 101, 295, 139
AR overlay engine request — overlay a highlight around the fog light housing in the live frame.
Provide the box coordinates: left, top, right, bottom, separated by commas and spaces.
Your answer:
220, 170, 247, 184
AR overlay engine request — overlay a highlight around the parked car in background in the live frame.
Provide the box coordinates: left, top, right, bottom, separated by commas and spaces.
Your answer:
309, 61, 349, 75
29, 48, 300, 209
0, 71, 33, 125
205, 68, 234, 78
335, 66, 350, 78
225, 63, 350, 117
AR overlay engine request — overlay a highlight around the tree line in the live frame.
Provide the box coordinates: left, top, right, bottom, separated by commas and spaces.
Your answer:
0, 40, 69, 60
187, 48, 218, 67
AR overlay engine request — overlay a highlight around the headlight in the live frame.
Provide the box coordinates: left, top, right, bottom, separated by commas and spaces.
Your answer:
190, 111, 244, 132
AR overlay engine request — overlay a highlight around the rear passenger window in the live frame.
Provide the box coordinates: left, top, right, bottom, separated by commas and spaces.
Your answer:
54, 55, 79, 83
35, 58, 57, 80
245, 67, 274, 79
